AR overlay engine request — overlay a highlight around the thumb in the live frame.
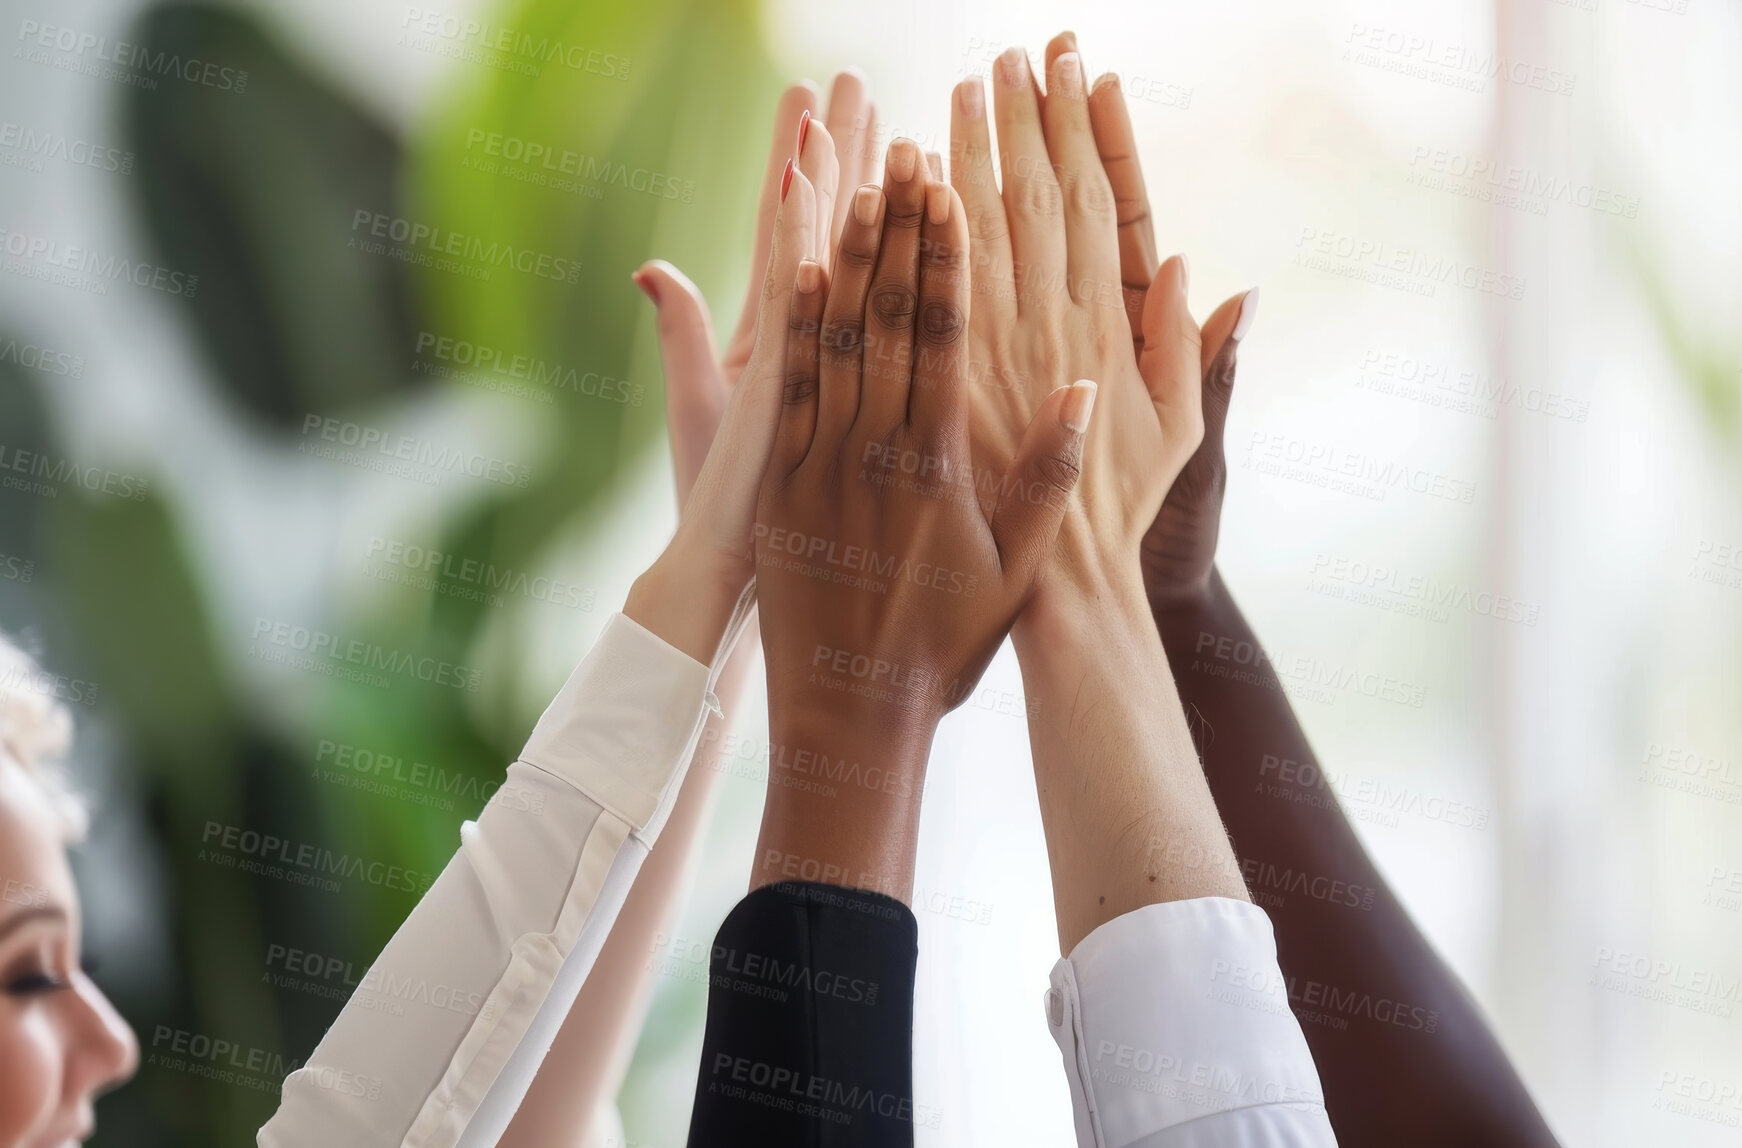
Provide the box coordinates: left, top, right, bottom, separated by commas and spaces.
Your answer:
990, 380, 1096, 575
1195, 288, 1257, 455
634, 259, 726, 505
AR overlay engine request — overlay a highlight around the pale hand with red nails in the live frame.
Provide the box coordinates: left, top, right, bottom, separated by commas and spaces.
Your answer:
623, 74, 874, 661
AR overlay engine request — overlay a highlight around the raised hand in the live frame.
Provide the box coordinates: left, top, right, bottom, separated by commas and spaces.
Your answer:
750, 140, 1095, 900
622, 117, 826, 663
634, 72, 876, 506
949, 45, 1202, 616
1052, 32, 1257, 608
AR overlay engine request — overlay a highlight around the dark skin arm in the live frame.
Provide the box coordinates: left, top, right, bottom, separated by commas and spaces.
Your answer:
1053, 30, 1560, 1145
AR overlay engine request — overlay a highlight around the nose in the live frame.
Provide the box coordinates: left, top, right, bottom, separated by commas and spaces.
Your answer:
65, 970, 139, 1103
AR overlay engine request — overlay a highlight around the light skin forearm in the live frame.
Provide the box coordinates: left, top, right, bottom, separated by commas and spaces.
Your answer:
1014, 566, 1248, 955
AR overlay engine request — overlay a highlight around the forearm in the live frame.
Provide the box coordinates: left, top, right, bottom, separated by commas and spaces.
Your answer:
1013, 569, 1248, 955
1153, 568, 1557, 1147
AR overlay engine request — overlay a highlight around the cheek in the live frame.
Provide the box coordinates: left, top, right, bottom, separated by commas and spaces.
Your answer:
0, 1003, 62, 1143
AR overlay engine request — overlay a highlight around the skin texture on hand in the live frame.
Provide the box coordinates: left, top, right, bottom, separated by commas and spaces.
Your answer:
1079, 50, 1559, 1145
751, 140, 1094, 903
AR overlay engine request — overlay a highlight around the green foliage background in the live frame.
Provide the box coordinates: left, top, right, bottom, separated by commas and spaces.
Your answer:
0, 0, 774, 1143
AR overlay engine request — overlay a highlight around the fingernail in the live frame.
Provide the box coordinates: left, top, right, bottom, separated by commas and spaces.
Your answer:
1176, 253, 1190, 293
631, 268, 659, 305
926, 182, 950, 225
796, 108, 812, 155
1060, 31, 1079, 54
781, 158, 795, 201
1060, 380, 1098, 433
957, 78, 984, 120
1092, 72, 1120, 96
853, 184, 882, 226
1232, 287, 1260, 342
1055, 52, 1085, 99
997, 46, 1028, 87
889, 138, 918, 182
796, 259, 822, 294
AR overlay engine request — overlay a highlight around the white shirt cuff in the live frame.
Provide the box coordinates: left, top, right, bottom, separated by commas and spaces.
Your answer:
1045, 898, 1339, 1148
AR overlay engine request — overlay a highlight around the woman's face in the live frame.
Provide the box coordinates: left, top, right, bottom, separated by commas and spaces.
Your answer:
0, 759, 136, 1147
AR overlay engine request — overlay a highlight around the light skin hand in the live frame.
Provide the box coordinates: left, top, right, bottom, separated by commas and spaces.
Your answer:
622, 147, 826, 663
951, 34, 1250, 954
751, 141, 1095, 902
951, 47, 1204, 620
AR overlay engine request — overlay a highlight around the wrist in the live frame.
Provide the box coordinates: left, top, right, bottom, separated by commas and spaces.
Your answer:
1014, 545, 1152, 656
753, 708, 939, 903
623, 540, 746, 666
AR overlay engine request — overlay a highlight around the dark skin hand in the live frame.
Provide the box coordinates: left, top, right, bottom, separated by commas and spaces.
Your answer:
1052, 29, 1561, 1148
751, 139, 1094, 903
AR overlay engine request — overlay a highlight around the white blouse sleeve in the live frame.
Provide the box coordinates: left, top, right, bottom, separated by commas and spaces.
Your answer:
1045, 897, 1340, 1148
258, 599, 753, 1148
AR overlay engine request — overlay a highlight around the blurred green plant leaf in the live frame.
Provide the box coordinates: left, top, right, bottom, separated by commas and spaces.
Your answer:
126, 2, 423, 428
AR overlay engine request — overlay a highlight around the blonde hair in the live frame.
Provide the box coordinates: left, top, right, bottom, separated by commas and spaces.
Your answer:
0, 632, 87, 840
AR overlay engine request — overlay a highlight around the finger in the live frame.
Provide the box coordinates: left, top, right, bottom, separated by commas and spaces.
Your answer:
1043, 29, 1080, 77
909, 183, 970, 446
1197, 288, 1256, 450
633, 259, 724, 505
1137, 254, 1204, 451
925, 150, 943, 180
854, 138, 929, 438
991, 46, 1066, 314
1041, 48, 1119, 307
950, 76, 1015, 335
989, 381, 1095, 573
729, 82, 821, 356
798, 114, 840, 265
1088, 74, 1158, 346
817, 184, 885, 453
771, 260, 828, 476
823, 70, 873, 244
739, 163, 819, 417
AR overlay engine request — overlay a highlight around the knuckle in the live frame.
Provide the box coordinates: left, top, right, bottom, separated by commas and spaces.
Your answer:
870, 283, 918, 327
1035, 450, 1081, 493
782, 370, 818, 406
918, 301, 964, 346
884, 200, 925, 230
1066, 172, 1116, 218
838, 238, 878, 269
822, 318, 865, 356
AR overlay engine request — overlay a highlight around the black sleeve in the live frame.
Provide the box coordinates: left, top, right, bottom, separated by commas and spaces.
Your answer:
685, 880, 920, 1148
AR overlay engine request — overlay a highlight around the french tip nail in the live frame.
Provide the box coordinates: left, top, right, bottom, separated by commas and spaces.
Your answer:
797, 108, 812, 153
631, 269, 659, 304
1232, 287, 1260, 342
1177, 254, 1190, 292
780, 158, 795, 201
1061, 380, 1098, 433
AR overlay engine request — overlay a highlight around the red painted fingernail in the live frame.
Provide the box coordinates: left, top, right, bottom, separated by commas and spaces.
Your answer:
781, 158, 795, 201
796, 108, 812, 154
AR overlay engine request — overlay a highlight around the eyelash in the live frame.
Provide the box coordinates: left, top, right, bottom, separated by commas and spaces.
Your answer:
6, 972, 71, 996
